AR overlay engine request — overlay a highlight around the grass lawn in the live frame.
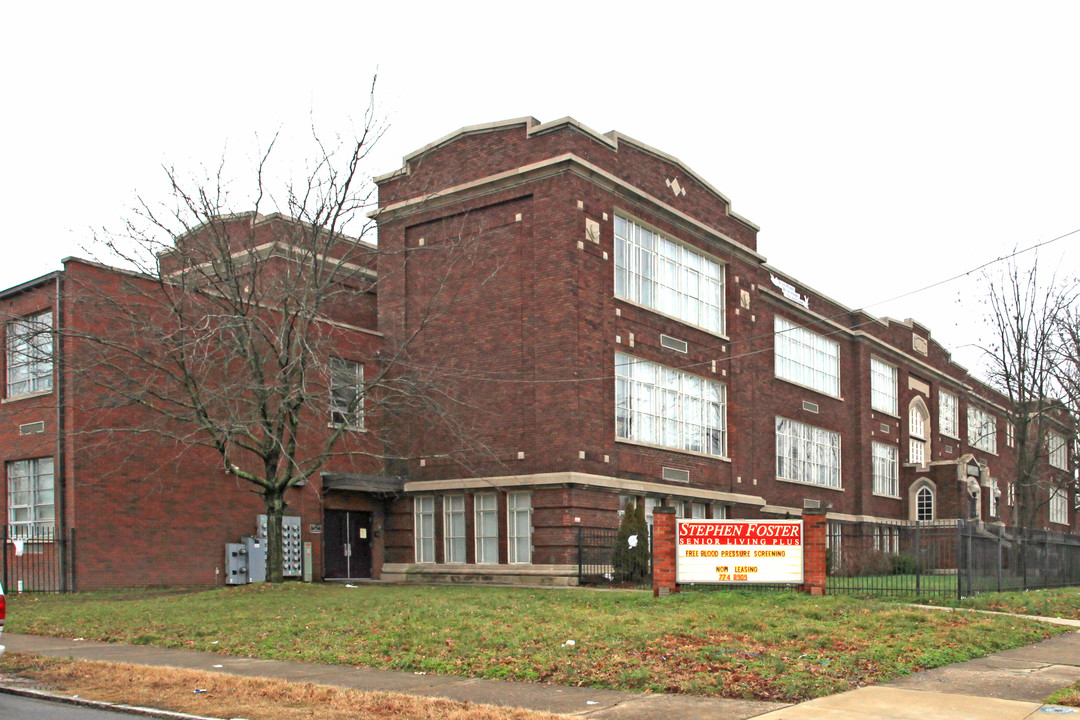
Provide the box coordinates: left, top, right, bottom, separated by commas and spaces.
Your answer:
5, 584, 1068, 703
914, 586, 1080, 619
1048, 680, 1080, 708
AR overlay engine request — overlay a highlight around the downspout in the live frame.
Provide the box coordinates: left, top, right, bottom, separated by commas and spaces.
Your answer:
54, 271, 68, 591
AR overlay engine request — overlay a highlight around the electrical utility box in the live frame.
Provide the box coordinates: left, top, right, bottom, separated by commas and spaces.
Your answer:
243, 536, 267, 583
225, 543, 249, 585
256, 515, 304, 578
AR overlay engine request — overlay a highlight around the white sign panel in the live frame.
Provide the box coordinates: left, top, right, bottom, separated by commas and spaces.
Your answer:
677, 520, 804, 585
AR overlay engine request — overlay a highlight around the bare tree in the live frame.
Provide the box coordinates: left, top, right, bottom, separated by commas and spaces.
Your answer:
1051, 302, 1080, 495
979, 258, 1075, 530
65, 88, 503, 582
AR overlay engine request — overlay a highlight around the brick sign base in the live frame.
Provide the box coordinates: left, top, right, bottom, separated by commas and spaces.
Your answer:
652, 507, 827, 597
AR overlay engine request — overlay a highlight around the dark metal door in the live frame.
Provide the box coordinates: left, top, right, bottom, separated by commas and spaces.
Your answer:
323, 510, 372, 579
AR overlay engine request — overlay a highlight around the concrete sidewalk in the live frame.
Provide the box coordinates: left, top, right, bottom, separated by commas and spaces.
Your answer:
754, 630, 1080, 719
5, 628, 1080, 719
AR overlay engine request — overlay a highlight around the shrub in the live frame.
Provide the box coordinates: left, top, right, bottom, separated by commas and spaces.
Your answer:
890, 553, 923, 575
613, 499, 650, 583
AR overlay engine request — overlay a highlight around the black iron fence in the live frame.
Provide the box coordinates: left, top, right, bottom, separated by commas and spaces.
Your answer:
1, 525, 71, 593
577, 526, 652, 588
827, 519, 1080, 599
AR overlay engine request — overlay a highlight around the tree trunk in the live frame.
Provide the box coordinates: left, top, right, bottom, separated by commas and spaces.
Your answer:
263, 491, 286, 583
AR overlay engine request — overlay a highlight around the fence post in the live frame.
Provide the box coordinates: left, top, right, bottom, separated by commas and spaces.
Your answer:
576, 526, 583, 587
1, 525, 6, 593
801, 509, 828, 596
996, 529, 1002, 593
651, 508, 679, 598
1022, 527, 1029, 591
956, 520, 963, 601
69, 527, 76, 593
914, 521, 922, 597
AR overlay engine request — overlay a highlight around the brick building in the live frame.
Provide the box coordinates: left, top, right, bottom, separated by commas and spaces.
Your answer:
370, 117, 1076, 584
0, 117, 1074, 589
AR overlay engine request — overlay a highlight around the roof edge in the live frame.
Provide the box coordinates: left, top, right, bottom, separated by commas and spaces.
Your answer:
0, 270, 62, 301
374, 116, 760, 232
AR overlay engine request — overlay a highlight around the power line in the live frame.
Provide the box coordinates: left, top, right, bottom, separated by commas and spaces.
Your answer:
401, 224, 1080, 385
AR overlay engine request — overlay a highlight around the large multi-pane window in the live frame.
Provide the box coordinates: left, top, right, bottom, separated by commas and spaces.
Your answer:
614, 215, 725, 334
413, 496, 435, 563
1050, 488, 1068, 525
870, 358, 897, 415
615, 353, 727, 457
507, 492, 531, 564
474, 493, 499, 564
329, 357, 364, 428
7, 312, 53, 398
774, 316, 840, 396
967, 406, 997, 453
775, 417, 841, 488
443, 496, 466, 563
939, 390, 958, 438
909, 401, 929, 466
1048, 431, 1068, 471
8, 458, 55, 535
872, 442, 898, 497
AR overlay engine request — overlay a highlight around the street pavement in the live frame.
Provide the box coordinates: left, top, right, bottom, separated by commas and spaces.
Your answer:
4, 610, 1080, 720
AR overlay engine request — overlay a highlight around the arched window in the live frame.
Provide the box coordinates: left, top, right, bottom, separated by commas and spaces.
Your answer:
916, 486, 934, 521
910, 478, 937, 522
909, 397, 931, 466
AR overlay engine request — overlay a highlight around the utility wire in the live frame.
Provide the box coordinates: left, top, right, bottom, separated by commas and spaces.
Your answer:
404, 224, 1080, 385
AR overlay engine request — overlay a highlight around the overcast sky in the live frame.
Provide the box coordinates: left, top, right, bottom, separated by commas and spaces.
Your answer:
3, 1, 1078, 378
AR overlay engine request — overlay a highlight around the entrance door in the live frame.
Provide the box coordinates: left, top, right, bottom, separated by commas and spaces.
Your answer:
323, 510, 372, 579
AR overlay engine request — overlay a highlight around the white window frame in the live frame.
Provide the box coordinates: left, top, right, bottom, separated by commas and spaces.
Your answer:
870, 358, 898, 415
939, 390, 958, 438
6, 312, 53, 398
329, 357, 364, 429
474, 493, 499, 564
872, 442, 899, 497
1006, 422, 1015, 448
916, 486, 934, 521
7, 457, 55, 536
614, 215, 726, 335
413, 495, 435, 564
774, 316, 840, 397
507, 491, 532, 564
967, 406, 997, 454
643, 497, 661, 527
873, 525, 899, 553
1050, 488, 1068, 525
1049, 431, 1068, 471
909, 399, 930, 466
615, 353, 727, 457
775, 416, 842, 488
443, 495, 466, 564
827, 522, 843, 566
989, 483, 999, 518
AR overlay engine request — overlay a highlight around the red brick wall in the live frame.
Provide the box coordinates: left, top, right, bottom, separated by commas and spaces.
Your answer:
30, 259, 385, 589
374, 117, 1068, 533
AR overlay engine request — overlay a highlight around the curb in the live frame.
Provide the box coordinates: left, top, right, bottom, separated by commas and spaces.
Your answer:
0, 684, 230, 720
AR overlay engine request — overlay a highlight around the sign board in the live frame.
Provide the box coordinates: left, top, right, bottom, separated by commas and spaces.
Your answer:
677, 520, 804, 585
